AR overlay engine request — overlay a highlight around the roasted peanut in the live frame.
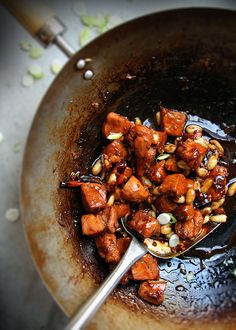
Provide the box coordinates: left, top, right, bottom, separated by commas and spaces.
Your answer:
156, 112, 161, 125
92, 159, 103, 175
107, 194, 115, 206
210, 214, 227, 223
152, 186, 160, 196
227, 182, 236, 197
211, 197, 225, 210
108, 173, 117, 185
186, 125, 203, 134
195, 137, 209, 148
194, 180, 201, 190
161, 225, 172, 235
177, 160, 190, 170
186, 188, 196, 204
201, 178, 213, 193
196, 167, 208, 178
201, 206, 212, 216
164, 143, 177, 154
203, 215, 210, 224
149, 210, 156, 218
210, 139, 224, 155
207, 154, 218, 170
134, 117, 142, 125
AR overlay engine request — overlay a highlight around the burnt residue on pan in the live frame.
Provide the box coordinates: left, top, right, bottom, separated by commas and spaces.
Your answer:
69, 47, 236, 323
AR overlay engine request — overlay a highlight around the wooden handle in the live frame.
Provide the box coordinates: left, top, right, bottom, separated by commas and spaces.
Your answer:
2, 0, 55, 36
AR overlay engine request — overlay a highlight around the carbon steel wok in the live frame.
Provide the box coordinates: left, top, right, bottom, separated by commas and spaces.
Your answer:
19, 8, 236, 330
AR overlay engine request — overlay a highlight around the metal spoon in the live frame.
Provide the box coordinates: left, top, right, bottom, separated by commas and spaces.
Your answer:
65, 217, 221, 330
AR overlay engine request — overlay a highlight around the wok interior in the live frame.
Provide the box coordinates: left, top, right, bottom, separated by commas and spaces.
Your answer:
22, 8, 236, 328
73, 46, 236, 322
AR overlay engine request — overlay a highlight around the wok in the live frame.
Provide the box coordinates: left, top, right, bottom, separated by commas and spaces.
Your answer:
7, 3, 236, 329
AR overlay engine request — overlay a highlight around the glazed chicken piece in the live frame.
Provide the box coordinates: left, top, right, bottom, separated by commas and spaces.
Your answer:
107, 161, 132, 187
81, 183, 107, 213
95, 233, 120, 263
138, 280, 166, 305
155, 195, 177, 213
128, 210, 161, 238
81, 214, 106, 236
177, 138, 208, 170
131, 254, 159, 281
147, 160, 167, 184
159, 173, 188, 196
175, 204, 195, 222
102, 112, 132, 138
117, 237, 131, 255
175, 209, 203, 239
99, 206, 119, 233
160, 106, 187, 137
133, 125, 167, 160
165, 156, 179, 172
121, 175, 149, 202
207, 165, 228, 201
136, 158, 146, 177
114, 203, 131, 218
103, 141, 128, 169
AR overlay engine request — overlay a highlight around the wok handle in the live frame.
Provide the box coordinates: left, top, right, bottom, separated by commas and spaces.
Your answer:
65, 237, 147, 330
1, 0, 75, 57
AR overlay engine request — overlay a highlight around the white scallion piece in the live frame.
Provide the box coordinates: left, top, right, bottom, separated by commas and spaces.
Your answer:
156, 153, 170, 160
157, 213, 171, 225
22, 74, 34, 87
169, 234, 180, 247
20, 40, 32, 51
76, 59, 86, 69
0, 132, 4, 144
29, 46, 44, 59
186, 271, 195, 282
5, 208, 19, 222
28, 65, 44, 80
50, 59, 62, 75
167, 213, 177, 224
84, 69, 94, 80
107, 132, 123, 140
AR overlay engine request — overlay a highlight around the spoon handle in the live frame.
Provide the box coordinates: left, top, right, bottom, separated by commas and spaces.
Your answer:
65, 237, 147, 330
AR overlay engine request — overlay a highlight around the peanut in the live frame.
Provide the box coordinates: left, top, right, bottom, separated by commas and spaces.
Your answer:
175, 195, 185, 203
107, 194, 115, 206
211, 197, 225, 210
186, 125, 203, 134
177, 160, 190, 170
201, 206, 212, 216
207, 154, 218, 170
92, 159, 103, 175
134, 117, 142, 125
210, 139, 224, 155
196, 167, 208, 178
227, 182, 236, 197
186, 188, 196, 204
107, 173, 117, 185
203, 215, 210, 224
210, 214, 227, 223
201, 178, 213, 193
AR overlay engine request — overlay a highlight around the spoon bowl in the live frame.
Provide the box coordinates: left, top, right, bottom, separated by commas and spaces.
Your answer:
121, 217, 221, 259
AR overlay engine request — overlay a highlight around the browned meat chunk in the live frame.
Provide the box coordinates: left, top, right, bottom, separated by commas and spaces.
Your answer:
177, 138, 208, 169
109, 162, 132, 186
160, 107, 186, 137
121, 176, 149, 202
131, 254, 159, 281
175, 209, 203, 239
102, 112, 132, 138
81, 183, 106, 213
175, 204, 195, 221
129, 210, 161, 238
103, 141, 128, 168
165, 156, 179, 172
117, 237, 131, 255
133, 125, 167, 160
155, 195, 177, 212
99, 206, 118, 233
95, 233, 120, 263
147, 160, 167, 184
138, 280, 166, 305
159, 173, 188, 196
114, 203, 130, 218
136, 158, 146, 177
208, 165, 228, 201
81, 214, 106, 236
186, 178, 194, 189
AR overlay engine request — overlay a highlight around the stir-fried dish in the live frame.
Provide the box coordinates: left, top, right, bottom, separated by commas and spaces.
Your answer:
61, 107, 236, 305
